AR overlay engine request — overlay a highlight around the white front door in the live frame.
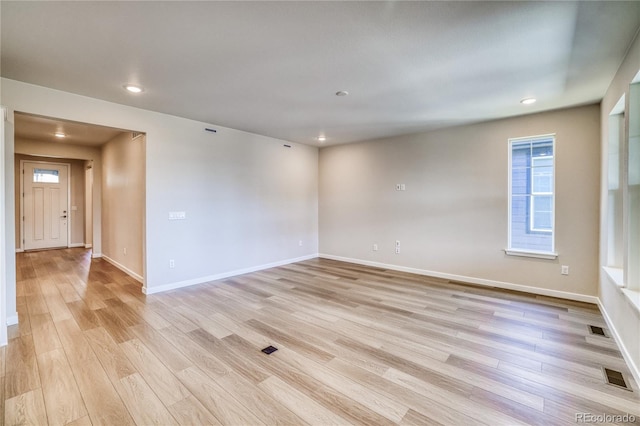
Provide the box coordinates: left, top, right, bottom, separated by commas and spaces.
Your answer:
23, 161, 69, 250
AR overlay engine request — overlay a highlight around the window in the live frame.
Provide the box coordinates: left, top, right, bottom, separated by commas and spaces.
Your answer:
33, 168, 59, 183
607, 95, 625, 270
603, 75, 640, 311
628, 82, 640, 292
508, 135, 556, 257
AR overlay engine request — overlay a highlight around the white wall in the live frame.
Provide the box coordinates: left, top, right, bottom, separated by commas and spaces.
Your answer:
320, 104, 601, 300
599, 32, 640, 381
1, 108, 9, 343
1, 78, 319, 297
3, 112, 16, 325
101, 132, 144, 279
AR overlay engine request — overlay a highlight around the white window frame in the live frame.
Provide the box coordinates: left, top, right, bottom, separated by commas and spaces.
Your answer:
530, 155, 554, 233
506, 134, 558, 259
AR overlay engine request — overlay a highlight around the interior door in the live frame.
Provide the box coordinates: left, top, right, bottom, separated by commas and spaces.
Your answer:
23, 161, 69, 250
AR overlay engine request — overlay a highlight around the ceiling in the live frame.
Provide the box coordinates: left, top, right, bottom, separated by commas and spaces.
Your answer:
14, 113, 127, 147
2, 1, 640, 146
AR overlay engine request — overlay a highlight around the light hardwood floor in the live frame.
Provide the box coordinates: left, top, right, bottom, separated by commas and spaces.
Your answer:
3, 248, 639, 425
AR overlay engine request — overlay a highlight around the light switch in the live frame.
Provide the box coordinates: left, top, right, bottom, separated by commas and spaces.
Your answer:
168, 211, 186, 220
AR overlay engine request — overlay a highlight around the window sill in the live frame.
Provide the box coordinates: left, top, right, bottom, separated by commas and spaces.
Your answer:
621, 288, 640, 314
504, 249, 558, 260
602, 266, 624, 287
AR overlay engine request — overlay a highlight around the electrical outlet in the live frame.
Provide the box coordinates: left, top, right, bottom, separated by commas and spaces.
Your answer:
561, 265, 569, 275
396, 184, 401, 191
373, 244, 378, 251
400, 184, 406, 191
169, 259, 175, 269
395, 247, 400, 254
396, 240, 400, 247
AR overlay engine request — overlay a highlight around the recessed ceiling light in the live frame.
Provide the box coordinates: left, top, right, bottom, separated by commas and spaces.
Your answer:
520, 97, 536, 105
54, 132, 66, 138
124, 84, 144, 93
317, 136, 327, 142
335, 91, 349, 97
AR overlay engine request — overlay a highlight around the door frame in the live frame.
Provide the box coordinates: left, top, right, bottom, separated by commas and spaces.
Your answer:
19, 159, 71, 251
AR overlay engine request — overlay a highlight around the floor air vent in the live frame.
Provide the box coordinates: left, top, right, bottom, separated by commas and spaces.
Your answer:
261, 346, 278, 355
603, 368, 630, 391
589, 325, 607, 336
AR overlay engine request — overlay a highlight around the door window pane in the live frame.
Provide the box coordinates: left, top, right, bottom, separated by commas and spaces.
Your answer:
33, 168, 59, 183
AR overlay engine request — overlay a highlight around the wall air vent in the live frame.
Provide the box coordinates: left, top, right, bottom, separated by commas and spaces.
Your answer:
131, 132, 143, 140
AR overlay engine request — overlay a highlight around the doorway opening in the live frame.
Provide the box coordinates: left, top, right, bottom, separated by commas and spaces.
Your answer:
13, 112, 146, 284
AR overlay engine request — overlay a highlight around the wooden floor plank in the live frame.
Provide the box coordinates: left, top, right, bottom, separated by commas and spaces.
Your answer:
36, 348, 87, 426
4, 389, 48, 426
167, 395, 223, 426
54, 319, 135, 426
119, 338, 191, 406
176, 366, 266, 426
258, 375, 349, 426
83, 327, 137, 382
114, 373, 179, 426
4, 335, 40, 400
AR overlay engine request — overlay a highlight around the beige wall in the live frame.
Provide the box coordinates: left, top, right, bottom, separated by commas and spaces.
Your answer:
599, 32, 640, 380
14, 154, 86, 248
14, 138, 102, 254
101, 133, 144, 279
320, 104, 601, 298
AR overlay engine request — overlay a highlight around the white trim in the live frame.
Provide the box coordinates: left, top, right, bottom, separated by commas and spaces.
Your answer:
319, 253, 598, 304
15, 249, 23, 253
84, 244, 92, 249
68, 243, 85, 248
504, 249, 558, 260
598, 299, 640, 389
603, 266, 625, 287
91, 252, 102, 259
0, 107, 7, 346
621, 288, 640, 313
6, 313, 18, 326
101, 255, 143, 283
143, 253, 319, 295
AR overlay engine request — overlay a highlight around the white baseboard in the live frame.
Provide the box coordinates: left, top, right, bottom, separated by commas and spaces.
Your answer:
85, 244, 92, 249
7, 313, 18, 326
319, 253, 599, 304
101, 255, 143, 283
15, 248, 23, 253
68, 243, 85, 248
598, 299, 640, 388
91, 252, 102, 259
143, 253, 319, 295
